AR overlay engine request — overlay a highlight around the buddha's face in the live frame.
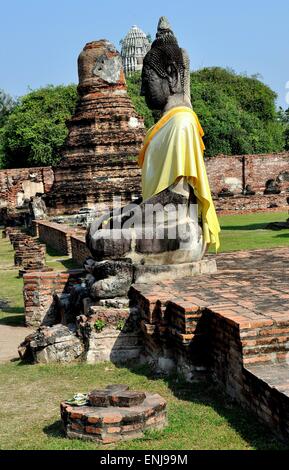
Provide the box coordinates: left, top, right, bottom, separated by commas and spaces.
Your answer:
141, 66, 171, 111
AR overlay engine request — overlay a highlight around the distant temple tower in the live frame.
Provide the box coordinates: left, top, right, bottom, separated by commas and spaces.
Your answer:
121, 25, 151, 75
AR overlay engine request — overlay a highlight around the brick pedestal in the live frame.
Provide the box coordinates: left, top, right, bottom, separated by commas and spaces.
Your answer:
61, 385, 167, 444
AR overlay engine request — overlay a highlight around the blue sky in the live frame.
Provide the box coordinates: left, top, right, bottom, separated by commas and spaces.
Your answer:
1, 0, 288, 108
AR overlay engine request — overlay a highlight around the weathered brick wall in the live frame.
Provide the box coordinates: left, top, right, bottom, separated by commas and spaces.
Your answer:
35, 220, 87, 257
244, 153, 289, 193
36, 221, 73, 256
214, 193, 289, 213
71, 235, 91, 266
1, 153, 288, 214
131, 272, 289, 441
241, 367, 289, 437
0, 167, 54, 208
205, 152, 289, 195
23, 269, 85, 327
206, 155, 244, 195
207, 310, 244, 398
207, 309, 289, 439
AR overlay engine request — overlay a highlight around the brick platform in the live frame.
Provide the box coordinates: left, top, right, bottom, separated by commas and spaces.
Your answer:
130, 247, 289, 440
61, 384, 167, 444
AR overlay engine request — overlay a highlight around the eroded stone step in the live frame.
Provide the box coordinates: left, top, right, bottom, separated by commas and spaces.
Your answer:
245, 362, 289, 392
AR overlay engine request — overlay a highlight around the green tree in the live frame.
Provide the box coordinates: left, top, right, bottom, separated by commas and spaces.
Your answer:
277, 107, 289, 150
190, 67, 284, 156
126, 72, 154, 129
0, 90, 16, 168
1, 84, 78, 168
286, 110, 289, 151
126, 67, 286, 157
0, 90, 16, 127
146, 33, 153, 44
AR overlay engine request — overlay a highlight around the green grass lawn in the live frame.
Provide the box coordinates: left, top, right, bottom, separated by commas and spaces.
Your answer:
0, 237, 77, 326
0, 237, 25, 326
210, 211, 289, 252
0, 362, 286, 450
45, 245, 79, 271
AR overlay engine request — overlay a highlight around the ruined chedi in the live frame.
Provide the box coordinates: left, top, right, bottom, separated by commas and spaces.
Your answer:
45, 40, 146, 215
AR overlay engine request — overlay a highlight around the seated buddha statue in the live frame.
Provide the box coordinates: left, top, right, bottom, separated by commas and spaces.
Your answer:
87, 17, 220, 266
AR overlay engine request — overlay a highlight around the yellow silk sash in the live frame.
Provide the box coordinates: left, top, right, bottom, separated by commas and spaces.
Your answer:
137, 107, 220, 250
138, 107, 205, 167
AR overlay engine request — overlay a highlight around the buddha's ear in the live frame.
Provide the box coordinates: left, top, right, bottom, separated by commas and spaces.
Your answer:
167, 62, 179, 93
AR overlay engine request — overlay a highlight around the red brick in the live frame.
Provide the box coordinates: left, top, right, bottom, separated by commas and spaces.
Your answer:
85, 426, 102, 435
121, 423, 143, 433
106, 426, 121, 434
70, 411, 84, 419
70, 422, 83, 431
87, 416, 102, 424
102, 413, 122, 424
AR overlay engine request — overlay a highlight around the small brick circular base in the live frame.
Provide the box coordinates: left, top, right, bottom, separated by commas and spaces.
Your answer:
60, 385, 167, 444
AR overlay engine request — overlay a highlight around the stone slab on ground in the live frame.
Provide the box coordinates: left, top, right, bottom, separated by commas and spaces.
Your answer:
0, 325, 33, 363
133, 258, 217, 283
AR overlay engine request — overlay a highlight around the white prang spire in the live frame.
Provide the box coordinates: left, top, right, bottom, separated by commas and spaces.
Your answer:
121, 25, 151, 76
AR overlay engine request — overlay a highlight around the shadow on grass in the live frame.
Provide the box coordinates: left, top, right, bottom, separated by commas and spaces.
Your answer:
45, 245, 65, 257
274, 233, 289, 239
43, 421, 65, 440
65, 259, 80, 269
42, 361, 288, 450
221, 223, 269, 231
0, 315, 25, 326
0, 303, 25, 326
45, 244, 80, 270
111, 363, 287, 451
50, 258, 80, 270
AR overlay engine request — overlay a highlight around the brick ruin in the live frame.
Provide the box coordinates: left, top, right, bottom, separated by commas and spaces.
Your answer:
33, 220, 87, 257
208, 152, 289, 213
17, 244, 289, 441
0, 167, 54, 210
44, 40, 146, 215
3, 227, 49, 276
0, 167, 54, 226
1, 152, 289, 219
129, 248, 289, 441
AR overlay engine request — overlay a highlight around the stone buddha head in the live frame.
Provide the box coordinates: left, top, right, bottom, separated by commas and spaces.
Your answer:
141, 16, 191, 113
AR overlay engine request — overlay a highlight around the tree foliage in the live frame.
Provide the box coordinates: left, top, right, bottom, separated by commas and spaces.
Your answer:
0, 90, 16, 168
126, 73, 155, 129
126, 68, 286, 157
1, 85, 78, 168
0, 68, 286, 169
277, 107, 289, 151
0, 90, 16, 127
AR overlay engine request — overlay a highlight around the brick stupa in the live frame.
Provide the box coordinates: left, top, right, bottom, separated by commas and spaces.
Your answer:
45, 40, 145, 215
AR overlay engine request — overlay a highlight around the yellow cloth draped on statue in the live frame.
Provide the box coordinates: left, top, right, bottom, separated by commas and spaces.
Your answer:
138, 106, 221, 250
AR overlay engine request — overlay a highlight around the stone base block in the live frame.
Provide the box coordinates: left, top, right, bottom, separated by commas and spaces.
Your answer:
133, 258, 217, 283
85, 328, 142, 364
